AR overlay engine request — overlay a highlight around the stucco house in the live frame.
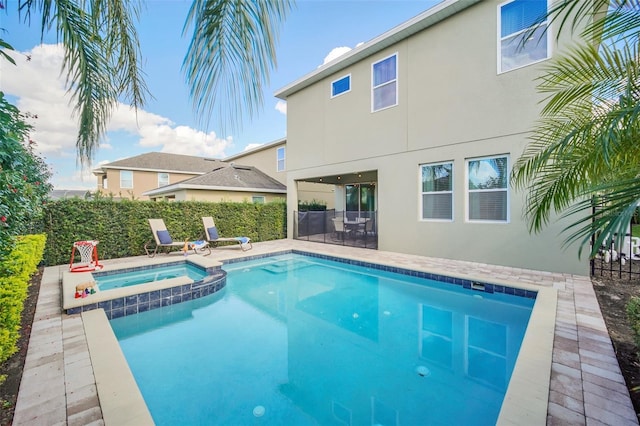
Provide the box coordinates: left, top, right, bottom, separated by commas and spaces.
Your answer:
93, 152, 225, 200
275, 0, 590, 275
224, 138, 336, 208
142, 162, 286, 202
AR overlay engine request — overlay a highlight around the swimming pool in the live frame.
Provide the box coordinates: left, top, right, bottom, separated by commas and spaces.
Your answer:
110, 252, 536, 425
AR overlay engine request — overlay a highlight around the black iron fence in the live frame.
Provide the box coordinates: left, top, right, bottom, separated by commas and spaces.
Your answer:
294, 210, 378, 249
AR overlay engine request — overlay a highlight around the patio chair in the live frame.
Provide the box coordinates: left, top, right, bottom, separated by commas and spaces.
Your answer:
144, 218, 210, 258
331, 217, 350, 240
202, 217, 252, 251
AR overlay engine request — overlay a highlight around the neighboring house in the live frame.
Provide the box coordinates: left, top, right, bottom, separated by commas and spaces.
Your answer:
49, 189, 93, 200
275, 0, 591, 275
143, 163, 286, 203
92, 152, 225, 200
224, 138, 335, 208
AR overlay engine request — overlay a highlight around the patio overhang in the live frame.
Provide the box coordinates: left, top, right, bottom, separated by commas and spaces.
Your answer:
296, 170, 378, 186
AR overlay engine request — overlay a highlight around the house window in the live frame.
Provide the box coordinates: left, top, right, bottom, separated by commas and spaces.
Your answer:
102, 177, 108, 189
158, 173, 169, 187
252, 196, 265, 204
420, 162, 453, 221
120, 170, 133, 189
372, 53, 397, 111
331, 74, 351, 98
499, 0, 549, 73
277, 146, 285, 172
466, 155, 509, 222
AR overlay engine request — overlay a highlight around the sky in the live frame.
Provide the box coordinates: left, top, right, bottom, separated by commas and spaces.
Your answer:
0, 0, 442, 189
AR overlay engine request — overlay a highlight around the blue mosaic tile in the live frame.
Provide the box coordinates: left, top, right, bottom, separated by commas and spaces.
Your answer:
149, 290, 161, 301
150, 299, 162, 309
171, 295, 182, 304
138, 292, 150, 303
161, 288, 171, 298
171, 287, 182, 296
68, 307, 81, 315
98, 300, 112, 311
138, 302, 150, 313
111, 307, 124, 319
183, 292, 193, 301
161, 298, 171, 307
112, 298, 124, 309
125, 305, 138, 316
125, 295, 138, 306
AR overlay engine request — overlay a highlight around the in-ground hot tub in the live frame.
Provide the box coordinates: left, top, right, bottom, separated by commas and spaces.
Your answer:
62, 255, 226, 319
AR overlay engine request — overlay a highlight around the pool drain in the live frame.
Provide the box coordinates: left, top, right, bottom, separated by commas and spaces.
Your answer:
253, 405, 265, 417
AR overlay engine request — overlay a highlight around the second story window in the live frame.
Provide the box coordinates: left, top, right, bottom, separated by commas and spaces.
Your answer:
158, 173, 169, 187
372, 53, 398, 112
331, 74, 351, 98
120, 170, 133, 189
277, 146, 286, 172
499, 0, 550, 73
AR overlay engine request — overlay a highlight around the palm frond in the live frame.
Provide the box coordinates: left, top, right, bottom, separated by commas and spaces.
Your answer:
182, 0, 293, 134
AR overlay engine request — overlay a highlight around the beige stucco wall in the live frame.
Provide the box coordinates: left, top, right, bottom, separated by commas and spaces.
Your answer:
98, 169, 199, 200
229, 142, 287, 184
284, 0, 589, 275
150, 189, 285, 203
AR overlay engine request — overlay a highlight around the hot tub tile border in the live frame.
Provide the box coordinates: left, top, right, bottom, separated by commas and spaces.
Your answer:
66, 270, 226, 318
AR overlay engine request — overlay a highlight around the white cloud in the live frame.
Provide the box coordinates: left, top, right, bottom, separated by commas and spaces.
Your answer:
2, 44, 232, 189
322, 46, 353, 66
275, 100, 287, 115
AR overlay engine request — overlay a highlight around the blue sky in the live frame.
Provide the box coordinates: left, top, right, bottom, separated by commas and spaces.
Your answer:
1, 0, 441, 189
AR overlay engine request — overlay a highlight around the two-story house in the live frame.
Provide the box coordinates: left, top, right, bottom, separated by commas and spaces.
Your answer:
275, 0, 589, 275
93, 152, 224, 200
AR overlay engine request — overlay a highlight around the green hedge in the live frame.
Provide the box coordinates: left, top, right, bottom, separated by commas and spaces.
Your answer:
0, 234, 46, 379
627, 296, 640, 355
41, 199, 287, 266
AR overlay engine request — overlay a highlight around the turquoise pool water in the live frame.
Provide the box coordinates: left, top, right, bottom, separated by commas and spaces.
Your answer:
94, 263, 207, 291
110, 253, 534, 425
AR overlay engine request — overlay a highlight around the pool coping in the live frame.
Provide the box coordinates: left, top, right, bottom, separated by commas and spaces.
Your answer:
13, 240, 638, 425
81, 247, 556, 425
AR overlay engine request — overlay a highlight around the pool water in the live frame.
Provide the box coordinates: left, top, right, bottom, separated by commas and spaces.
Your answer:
110, 253, 534, 425
94, 263, 207, 290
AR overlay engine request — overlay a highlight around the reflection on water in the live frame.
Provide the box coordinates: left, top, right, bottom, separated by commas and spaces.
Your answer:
111, 254, 533, 426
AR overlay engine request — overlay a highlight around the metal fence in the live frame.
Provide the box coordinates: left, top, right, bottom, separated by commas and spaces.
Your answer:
293, 210, 378, 249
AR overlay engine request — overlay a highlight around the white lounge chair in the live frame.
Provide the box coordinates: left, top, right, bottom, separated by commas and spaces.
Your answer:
202, 217, 252, 251
145, 218, 210, 257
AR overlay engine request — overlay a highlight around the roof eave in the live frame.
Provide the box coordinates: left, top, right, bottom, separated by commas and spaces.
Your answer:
143, 184, 287, 196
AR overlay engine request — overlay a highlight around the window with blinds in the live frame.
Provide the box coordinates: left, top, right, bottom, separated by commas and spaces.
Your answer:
467, 156, 509, 222
421, 162, 453, 221
499, 0, 550, 73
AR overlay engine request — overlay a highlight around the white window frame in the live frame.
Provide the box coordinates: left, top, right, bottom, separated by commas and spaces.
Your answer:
252, 196, 266, 204
465, 155, 510, 223
371, 53, 398, 112
497, 0, 551, 74
120, 170, 133, 189
331, 74, 351, 98
158, 172, 169, 187
420, 161, 454, 222
276, 146, 285, 172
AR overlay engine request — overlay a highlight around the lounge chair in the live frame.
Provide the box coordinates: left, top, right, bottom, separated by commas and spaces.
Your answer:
202, 217, 252, 251
144, 218, 211, 258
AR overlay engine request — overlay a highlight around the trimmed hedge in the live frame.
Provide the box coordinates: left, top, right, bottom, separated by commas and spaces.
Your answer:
41, 199, 287, 266
0, 234, 46, 381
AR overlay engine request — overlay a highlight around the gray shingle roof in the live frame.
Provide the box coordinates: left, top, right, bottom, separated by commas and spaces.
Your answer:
143, 164, 286, 196
99, 152, 223, 173
179, 164, 286, 190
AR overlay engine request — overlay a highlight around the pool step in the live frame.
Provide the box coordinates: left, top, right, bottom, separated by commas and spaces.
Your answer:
262, 261, 312, 274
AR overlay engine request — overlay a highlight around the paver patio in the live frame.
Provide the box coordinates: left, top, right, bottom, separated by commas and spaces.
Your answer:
11, 239, 639, 425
